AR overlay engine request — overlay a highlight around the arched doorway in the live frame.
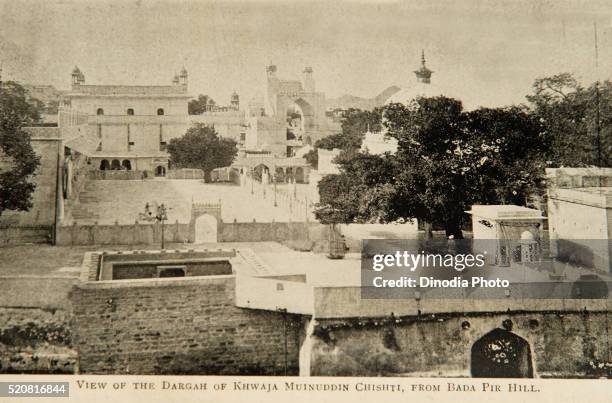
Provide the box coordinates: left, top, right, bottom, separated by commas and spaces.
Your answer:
111, 159, 121, 170
194, 214, 218, 243
121, 160, 132, 170
470, 320, 533, 378
253, 164, 269, 182
155, 166, 166, 177
100, 160, 110, 170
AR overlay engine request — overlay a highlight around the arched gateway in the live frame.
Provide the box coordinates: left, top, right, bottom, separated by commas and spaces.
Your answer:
470, 320, 533, 378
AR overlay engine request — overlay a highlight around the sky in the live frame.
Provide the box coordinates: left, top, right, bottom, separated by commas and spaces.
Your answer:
1, 0, 612, 109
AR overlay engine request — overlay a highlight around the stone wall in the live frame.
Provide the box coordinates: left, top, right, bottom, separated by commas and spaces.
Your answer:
219, 221, 323, 242
69, 276, 304, 375
56, 221, 190, 246
310, 310, 612, 378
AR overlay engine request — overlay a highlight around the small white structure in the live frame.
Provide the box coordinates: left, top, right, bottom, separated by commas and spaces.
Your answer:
467, 205, 546, 266
317, 148, 341, 175
360, 130, 398, 155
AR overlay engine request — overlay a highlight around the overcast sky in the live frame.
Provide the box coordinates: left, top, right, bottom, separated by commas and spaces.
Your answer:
1, 0, 612, 109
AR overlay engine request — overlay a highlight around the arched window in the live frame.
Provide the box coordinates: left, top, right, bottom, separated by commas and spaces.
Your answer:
157, 108, 164, 115
100, 160, 109, 170
111, 159, 121, 170
121, 160, 132, 170
127, 108, 134, 115
96, 108, 104, 115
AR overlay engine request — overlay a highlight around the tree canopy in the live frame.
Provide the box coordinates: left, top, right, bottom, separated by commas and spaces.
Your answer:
527, 73, 611, 167
188, 94, 216, 115
0, 81, 42, 217
315, 96, 549, 238
167, 124, 237, 182
303, 108, 382, 169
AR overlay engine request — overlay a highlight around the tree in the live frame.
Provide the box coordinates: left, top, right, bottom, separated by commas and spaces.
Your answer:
167, 124, 237, 182
188, 94, 216, 115
303, 107, 383, 169
315, 96, 549, 238
527, 73, 611, 167
0, 81, 42, 217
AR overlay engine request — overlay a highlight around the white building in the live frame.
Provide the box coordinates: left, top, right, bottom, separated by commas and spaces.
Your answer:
546, 168, 612, 273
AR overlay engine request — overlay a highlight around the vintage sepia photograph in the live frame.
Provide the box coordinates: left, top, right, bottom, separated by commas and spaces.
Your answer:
0, 0, 611, 398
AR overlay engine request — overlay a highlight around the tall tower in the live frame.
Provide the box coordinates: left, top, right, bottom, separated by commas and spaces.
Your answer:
71, 66, 85, 89
414, 50, 433, 84
230, 91, 239, 111
265, 63, 280, 116
179, 67, 188, 87
302, 66, 315, 92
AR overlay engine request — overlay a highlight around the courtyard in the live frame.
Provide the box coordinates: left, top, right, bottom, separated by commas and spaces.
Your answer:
64, 179, 314, 225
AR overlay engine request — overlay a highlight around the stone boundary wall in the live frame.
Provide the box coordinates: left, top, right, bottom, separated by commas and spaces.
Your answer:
0, 226, 53, 244
166, 169, 204, 180
313, 286, 611, 318
56, 220, 327, 248
56, 221, 190, 246
88, 170, 147, 180
219, 221, 329, 249
311, 310, 611, 377
69, 275, 304, 374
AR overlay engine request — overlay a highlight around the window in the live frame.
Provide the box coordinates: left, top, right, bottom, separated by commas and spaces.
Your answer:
96, 108, 104, 115
157, 108, 164, 115
127, 108, 134, 115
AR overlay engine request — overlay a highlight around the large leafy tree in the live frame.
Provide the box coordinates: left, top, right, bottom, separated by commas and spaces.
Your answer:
316, 96, 549, 238
167, 124, 237, 182
304, 108, 383, 168
527, 73, 611, 167
188, 94, 216, 115
0, 81, 41, 217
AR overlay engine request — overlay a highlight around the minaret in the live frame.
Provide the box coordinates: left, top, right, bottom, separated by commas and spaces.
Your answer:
230, 91, 239, 110
414, 50, 433, 84
179, 67, 188, 87
266, 63, 277, 78
302, 66, 315, 92
71, 66, 84, 89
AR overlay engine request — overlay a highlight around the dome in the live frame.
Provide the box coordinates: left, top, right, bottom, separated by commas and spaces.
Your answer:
385, 81, 446, 105
384, 50, 447, 106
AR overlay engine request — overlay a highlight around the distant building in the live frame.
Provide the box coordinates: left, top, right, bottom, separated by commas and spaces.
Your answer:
64, 66, 192, 176
245, 65, 335, 158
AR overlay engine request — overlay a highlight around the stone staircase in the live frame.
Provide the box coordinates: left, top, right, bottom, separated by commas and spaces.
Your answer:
63, 179, 192, 225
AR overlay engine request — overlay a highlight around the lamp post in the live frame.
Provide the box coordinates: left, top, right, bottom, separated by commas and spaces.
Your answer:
157, 203, 168, 249
143, 203, 168, 249
273, 166, 278, 207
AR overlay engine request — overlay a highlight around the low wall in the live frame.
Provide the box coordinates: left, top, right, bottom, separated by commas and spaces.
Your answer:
166, 169, 204, 180
310, 309, 612, 378
219, 221, 329, 250
69, 275, 304, 375
56, 222, 190, 246
88, 170, 147, 180
0, 226, 52, 244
